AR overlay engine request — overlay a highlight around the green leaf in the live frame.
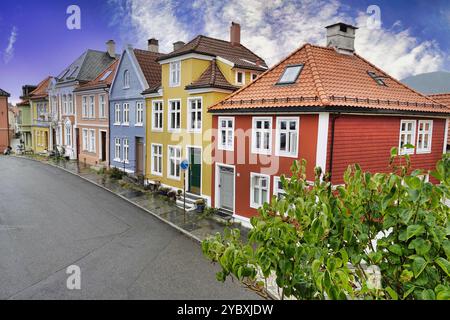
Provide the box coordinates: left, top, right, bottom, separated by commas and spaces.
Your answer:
405, 176, 422, 190
403, 286, 416, 299
408, 238, 431, 255
385, 286, 398, 300
421, 289, 436, 300
312, 259, 321, 274
435, 285, 450, 300
435, 257, 450, 277
442, 240, 450, 260
406, 224, 425, 241
388, 244, 403, 256
412, 257, 427, 278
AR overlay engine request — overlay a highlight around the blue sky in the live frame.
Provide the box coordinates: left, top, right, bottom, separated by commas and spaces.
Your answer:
1, 0, 450, 103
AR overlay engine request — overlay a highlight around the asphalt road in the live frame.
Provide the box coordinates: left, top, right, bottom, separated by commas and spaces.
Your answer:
0, 156, 258, 300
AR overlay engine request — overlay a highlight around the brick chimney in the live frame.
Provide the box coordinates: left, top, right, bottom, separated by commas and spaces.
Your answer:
230, 22, 241, 47
173, 41, 185, 51
148, 38, 159, 53
325, 22, 358, 54
106, 40, 116, 58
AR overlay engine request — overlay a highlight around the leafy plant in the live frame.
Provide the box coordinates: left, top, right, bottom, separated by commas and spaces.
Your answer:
202, 151, 450, 300
109, 167, 126, 180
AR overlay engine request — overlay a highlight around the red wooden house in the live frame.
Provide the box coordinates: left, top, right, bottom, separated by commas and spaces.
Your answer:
0, 88, 11, 151
208, 23, 450, 225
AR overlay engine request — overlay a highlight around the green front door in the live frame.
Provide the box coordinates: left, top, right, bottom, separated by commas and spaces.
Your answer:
189, 148, 201, 195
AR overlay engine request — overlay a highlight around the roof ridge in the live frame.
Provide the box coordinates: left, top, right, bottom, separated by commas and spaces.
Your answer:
210, 60, 216, 85
304, 44, 329, 105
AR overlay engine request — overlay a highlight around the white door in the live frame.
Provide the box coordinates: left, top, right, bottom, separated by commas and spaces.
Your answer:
219, 166, 234, 211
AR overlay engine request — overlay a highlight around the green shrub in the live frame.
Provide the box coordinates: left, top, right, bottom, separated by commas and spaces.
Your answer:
109, 167, 126, 180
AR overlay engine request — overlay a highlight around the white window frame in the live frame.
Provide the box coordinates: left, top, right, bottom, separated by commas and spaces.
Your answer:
273, 176, 287, 199
68, 95, 73, 114
63, 95, 68, 115
218, 116, 234, 151
250, 172, 270, 209
416, 120, 433, 154
168, 99, 181, 132
251, 73, 258, 81
399, 120, 416, 155
122, 103, 130, 125
82, 96, 88, 118
167, 145, 181, 180
114, 138, 121, 161
114, 104, 121, 125
235, 70, 245, 86
123, 70, 130, 89
136, 102, 144, 126
169, 61, 181, 87
252, 117, 272, 155
151, 143, 163, 176
89, 95, 95, 118
187, 97, 202, 132
275, 117, 299, 158
82, 129, 88, 151
99, 94, 106, 118
152, 100, 164, 132
89, 129, 96, 153
65, 123, 72, 146
123, 138, 129, 164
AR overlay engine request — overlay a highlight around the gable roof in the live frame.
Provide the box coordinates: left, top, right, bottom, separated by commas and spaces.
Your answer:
158, 35, 268, 71
56, 50, 119, 84
74, 59, 119, 92
29, 76, 52, 100
428, 93, 450, 106
133, 49, 163, 89
0, 88, 10, 97
209, 44, 450, 115
185, 59, 238, 91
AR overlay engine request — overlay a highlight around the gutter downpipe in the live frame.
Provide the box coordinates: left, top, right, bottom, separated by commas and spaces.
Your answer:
328, 113, 341, 183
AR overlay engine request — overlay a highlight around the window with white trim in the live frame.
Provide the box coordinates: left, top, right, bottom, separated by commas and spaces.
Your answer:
123, 70, 130, 88
82, 96, 88, 118
188, 98, 202, 132
99, 95, 106, 118
136, 102, 144, 125
276, 117, 299, 157
89, 129, 96, 153
250, 173, 270, 208
273, 176, 287, 199
399, 120, 416, 155
82, 129, 88, 151
169, 100, 181, 131
68, 95, 73, 114
65, 123, 71, 146
218, 117, 234, 151
123, 138, 129, 163
252, 117, 272, 154
114, 138, 121, 160
123, 103, 130, 125
169, 61, 181, 87
152, 101, 163, 131
168, 146, 181, 179
89, 96, 95, 118
151, 144, 163, 176
251, 73, 258, 81
236, 71, 245, 85
114, 104, 121, 124
63, 95, 67, 115
417, 120, 433, 153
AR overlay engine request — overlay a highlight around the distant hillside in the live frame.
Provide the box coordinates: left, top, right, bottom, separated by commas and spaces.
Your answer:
401, 71, 450, 94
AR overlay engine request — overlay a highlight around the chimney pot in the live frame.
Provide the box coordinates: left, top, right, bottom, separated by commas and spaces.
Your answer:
148, 38, 159, 53
230, 22, 241, 47
173, 41, 185, 51
325, 22, 358, 54
106, 40, 116, 58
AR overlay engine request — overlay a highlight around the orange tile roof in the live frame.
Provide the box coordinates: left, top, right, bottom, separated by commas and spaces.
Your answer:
74, 59, 119, 92
186, 59, 238, 91
210, 44, 450, 114
428, 93, 450, 106
29, 76, 52, 100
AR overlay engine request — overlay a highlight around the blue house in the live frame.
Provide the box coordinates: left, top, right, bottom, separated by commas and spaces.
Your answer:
109, 40, 162, 175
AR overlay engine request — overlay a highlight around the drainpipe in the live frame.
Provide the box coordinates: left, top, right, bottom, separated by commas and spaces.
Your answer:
104, 88, 110, 168
328, 113, 341, 183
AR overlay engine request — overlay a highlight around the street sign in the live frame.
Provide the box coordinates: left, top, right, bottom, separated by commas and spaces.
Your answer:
180, 159, 189, 171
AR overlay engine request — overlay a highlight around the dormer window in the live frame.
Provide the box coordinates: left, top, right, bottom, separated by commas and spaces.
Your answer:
123, 70, 130, 88
236, 71, 245, 85
170, 61, 181, 87
277, 64, 303, 85
368, 71, 387, 86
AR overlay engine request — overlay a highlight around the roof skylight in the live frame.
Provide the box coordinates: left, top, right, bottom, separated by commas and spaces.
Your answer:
368, 71, 387, 86
100, 70, 112, 81
277, 64, 303, 85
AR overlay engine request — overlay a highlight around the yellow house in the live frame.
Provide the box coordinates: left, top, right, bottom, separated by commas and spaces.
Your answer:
30, 77, 52, 154
144, 22, 267, 207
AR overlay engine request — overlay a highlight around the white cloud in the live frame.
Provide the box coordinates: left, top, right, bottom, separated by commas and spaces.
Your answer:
110, 0, 445, 79
3, 26, 17, 64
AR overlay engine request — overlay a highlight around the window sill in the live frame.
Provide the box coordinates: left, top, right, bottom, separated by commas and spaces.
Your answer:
251, 149, 272, 156
151, 171, 163, 177
113, 158, 121, 162
151, 128, 163, 132
275, 151, 298, 158
113, 123, 121, 126
416, 150, 432, 155
218, 146, 234, 152
122, 123, 130, 127
169, 83, 181, 88
168, 129, 182, 134
187, 129, 202, 134
168, 175, 181, 181
250, 203, 263, 209
135, 123, 144, 127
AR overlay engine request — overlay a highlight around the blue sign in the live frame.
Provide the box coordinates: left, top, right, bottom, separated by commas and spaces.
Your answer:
180, 159, 189, 171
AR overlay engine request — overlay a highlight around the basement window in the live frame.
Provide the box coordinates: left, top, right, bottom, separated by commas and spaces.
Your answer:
277, 64, 303, 85
368, 71, 387, 86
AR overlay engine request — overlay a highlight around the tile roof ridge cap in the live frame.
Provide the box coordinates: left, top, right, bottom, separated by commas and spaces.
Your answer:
354, 52, 441, 106
30, 76, 52, 96
210, 59, 217, 85
305, 44, 330, 105
209, 43, 311, 110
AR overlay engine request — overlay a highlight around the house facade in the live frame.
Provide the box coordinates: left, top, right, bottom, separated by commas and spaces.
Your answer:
144, 23, 267, 206
30, 77, 52, 154
109, 42, 162, 175
74, 59, 118, 167
427, 93, 450, 151
208, 23, 450, 225
50, 41, 118, 159
16, 85, 37, 150
0, 88, 10, 151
